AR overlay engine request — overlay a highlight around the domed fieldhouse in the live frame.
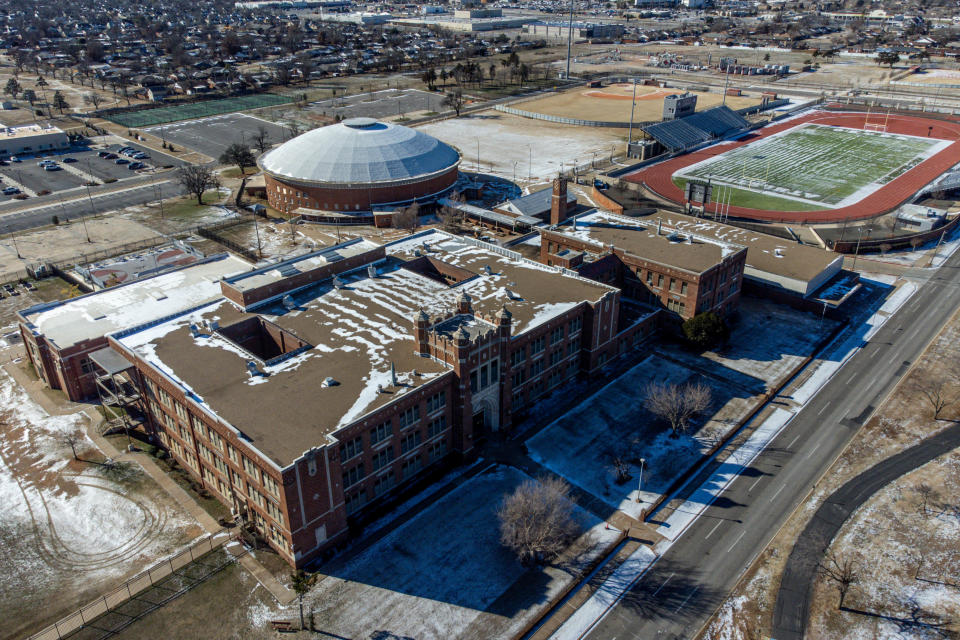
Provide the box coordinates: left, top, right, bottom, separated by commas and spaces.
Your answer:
258, 117, 461, 225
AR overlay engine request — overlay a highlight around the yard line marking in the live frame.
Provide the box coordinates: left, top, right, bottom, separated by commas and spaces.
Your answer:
651, 572, 675, 596
769, 483, 786, 502
749, 476, 763, 493
727, 530, 746, 552
788, 432, 803, 449
704, 520, 723, 540
674, 586, 700, 613
817, 401, 832, 416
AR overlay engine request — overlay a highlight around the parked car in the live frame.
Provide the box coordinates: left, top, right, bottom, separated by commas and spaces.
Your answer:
97, 150, 111, 158
62, 157, 77, 163
9, 156, 20, 162
2, 187, 20, 195
132, 152, 148, 159
115, 158, 129, 164
104, 153, 118, 159
44, 164, 62, 171
128, 162, 145, 170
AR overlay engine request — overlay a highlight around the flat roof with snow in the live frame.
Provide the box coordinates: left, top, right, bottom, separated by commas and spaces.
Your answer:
554, 210, 746, 274
114, 231, 615, 467
19, 254, 253, 350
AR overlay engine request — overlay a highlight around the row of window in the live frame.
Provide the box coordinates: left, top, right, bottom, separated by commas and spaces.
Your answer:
469, 359, 499, 393
341, 391, 448, 463
341, 419, 450, 491
344, 440, 448, 515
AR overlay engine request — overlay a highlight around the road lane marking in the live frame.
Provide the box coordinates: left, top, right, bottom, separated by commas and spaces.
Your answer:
651, 572, 675, 596
727, 530, 746, 552
788, 432, 803, 448
805, 441, 822, 459
674, 586, 700, 613
749, 476, 763, 492
769, 483, 786, 502
817, 401, 832, 416
704, 520, 723, 540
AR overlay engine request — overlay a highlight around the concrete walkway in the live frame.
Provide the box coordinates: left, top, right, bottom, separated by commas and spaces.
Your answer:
771, 422, 960, 640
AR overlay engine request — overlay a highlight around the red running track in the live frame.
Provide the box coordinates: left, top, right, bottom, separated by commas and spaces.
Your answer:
624, 109, 960, 224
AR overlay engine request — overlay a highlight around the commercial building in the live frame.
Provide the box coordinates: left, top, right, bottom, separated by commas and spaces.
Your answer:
0, 124, 70, 157
258, 118, 460, 223
25, 232, 657, 566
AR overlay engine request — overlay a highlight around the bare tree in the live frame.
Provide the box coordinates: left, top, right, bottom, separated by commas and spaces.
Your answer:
252, 125, 272, 155
176, 165, 220, 205
63, 433, 81, 460
83, 92, 104, 111
219, 142, 256, 176
438, 192, 464, 232
442, 89, 464, 117
916, 483, 937, 519
498, 476, 581, 566
644, 381, 712, 437
918, 381, 956, 420
611, 455, 631, 484
393, 201, 420, 234
818, 549, 859, 609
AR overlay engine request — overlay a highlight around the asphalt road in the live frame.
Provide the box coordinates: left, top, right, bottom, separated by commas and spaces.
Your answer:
584, 254, 960, 640
0, 180, 184, 234
772, 420, 960, 639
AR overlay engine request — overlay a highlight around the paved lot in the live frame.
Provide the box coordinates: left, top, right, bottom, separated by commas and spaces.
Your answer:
306, 88, 439, 120
0, 157, 85, 195
144, 114, 290, 159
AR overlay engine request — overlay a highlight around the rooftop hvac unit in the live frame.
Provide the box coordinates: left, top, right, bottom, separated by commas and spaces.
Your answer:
282, 295, 296, 310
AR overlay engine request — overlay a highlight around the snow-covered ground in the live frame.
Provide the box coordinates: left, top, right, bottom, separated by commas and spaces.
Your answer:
527, 354, 753, 521
0, 369, 201, 638
417, 112, 624, 183
284, 465, 620, 640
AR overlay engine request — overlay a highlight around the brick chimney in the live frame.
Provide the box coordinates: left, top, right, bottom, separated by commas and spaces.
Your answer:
550, 177, 568, 225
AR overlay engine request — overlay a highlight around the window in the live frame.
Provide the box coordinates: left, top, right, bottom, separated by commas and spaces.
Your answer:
512, 390, 525, 409
342, 462, 365, 489
530, 359, 544, 377
427, 416, 447, 438
550, 326, 564, 345
426, 391, 446, 414
667, 300, 687, 315
531, 336, 545, 355
511, 348, 526, 367
372, 447, 395, 472
512, 369, 527, 387
489, 359, 499, 384
681, 282, 688, 295
669, 278, 677, 292
345, 490, 368, 515
646, 271, 653, 285
243, 456, 261, 483
263, 473, 280, 498
470, 370, 478, 393
370, 420, 392, 445
171, 439, 183, 458
480, 364, 488, 388
199, 444, 214, 464
178, 424, 193, 447
80, 358, 96, 374
203, 466, 217, 486
429, 440, 447, 462
730, 280, 738, 294
249, 488, 266, 508
265, 499, 284, 525
402, 455, 422, 479
232, 470, 245, 493
398, 405, 420, 430
374, 473, 396, 497
657, 274, 664, 288
159, 388, 171, 407
567, 336, 581, 356
184, 452, 198, 470
400, 431, 421, 454
568, 317, 582, 334
547, 369, 563, 388
550, 349, 563, 367
340, 436, 363, 462
227, 444, 239, 465
174, 401, 189, 422
208, 430, 223, 452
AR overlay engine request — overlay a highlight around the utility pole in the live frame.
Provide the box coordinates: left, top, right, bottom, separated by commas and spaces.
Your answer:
565, 0, 575, 80
627, 78, 638, 153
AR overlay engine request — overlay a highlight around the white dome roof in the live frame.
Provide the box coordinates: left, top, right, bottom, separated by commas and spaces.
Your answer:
258, 118, 460, 187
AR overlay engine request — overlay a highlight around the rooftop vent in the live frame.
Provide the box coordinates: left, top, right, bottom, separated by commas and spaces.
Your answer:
246, 360, 267, 377
282, 295, 296, 310
189, 323, 201, 337
209, 320, 220, 332
332, 276, 344, 289
775, 248, 784, 258
322, 377, 339, 387
483, 264, 493, 275
367, 264, 378, 278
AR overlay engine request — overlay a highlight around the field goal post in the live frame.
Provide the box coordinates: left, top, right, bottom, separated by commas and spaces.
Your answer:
863, 108, 891, 133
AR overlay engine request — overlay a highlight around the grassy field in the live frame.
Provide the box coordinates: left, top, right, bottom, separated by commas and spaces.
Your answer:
674, 124, 941, 210
672, 177, 828, 212
105, 94, 296, 128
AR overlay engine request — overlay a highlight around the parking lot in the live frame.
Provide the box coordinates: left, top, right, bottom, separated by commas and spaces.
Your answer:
0, 141, 185, 201
144, 113, 290, 159
306, 88, 439, 120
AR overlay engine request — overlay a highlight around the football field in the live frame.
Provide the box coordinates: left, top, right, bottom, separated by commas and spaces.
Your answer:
673, 123, 950, 210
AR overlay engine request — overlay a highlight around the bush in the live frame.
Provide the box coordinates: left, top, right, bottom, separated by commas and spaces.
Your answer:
52, 215, 59, 225
37, 189, 50, 195
103, 177, 117, 183
681, 312, 728, 350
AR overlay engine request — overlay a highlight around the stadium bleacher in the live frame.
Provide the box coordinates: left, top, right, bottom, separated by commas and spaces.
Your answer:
642, 105, 751, 152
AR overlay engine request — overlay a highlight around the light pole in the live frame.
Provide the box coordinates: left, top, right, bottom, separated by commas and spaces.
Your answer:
627, 78, 638, 152
8, 226, 21, 259
528, 145, 532, 182
476, 137, 480, 176
851, 226, 871, 270
564, 0, 575, 80
636, 457, 646, 503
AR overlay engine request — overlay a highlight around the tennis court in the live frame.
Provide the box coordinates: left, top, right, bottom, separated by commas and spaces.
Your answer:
103, 94, 296, 128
